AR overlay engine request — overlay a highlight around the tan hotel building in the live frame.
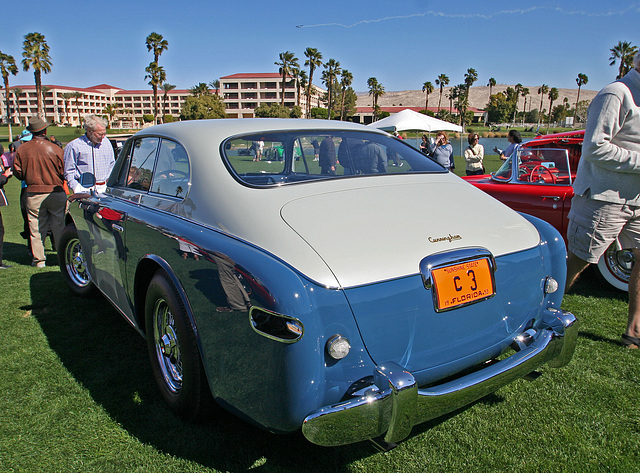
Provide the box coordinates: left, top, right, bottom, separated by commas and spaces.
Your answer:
0, 73, 325, 128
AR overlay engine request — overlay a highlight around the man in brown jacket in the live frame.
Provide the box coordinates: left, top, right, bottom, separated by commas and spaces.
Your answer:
13, 116, 66, 268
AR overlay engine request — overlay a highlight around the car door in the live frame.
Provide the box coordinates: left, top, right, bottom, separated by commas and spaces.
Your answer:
84, 136, 161, 325
483, 146, 574, 236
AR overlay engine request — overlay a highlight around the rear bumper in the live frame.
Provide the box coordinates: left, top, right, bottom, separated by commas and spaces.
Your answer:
302, 308, 577, 447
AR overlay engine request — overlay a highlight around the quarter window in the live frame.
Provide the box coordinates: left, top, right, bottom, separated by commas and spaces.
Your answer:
151, 140, 190, 198
125, 137, 159, 191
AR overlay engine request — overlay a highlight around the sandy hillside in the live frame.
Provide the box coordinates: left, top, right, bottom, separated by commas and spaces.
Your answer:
356, 84, 598, 112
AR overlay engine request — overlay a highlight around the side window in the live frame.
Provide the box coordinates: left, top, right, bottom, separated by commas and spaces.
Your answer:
151, 140, 190, 198
126, 137, 159, 191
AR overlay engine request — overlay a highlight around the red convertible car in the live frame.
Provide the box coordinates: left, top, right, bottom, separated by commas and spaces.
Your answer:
464, 130, 633, 291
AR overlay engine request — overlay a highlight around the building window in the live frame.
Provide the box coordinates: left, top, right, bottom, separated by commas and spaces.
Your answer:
241, 82, 257, 89
224, 83, 238, 89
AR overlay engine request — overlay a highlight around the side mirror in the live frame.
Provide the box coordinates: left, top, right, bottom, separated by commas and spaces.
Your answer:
79, 172, 96, 188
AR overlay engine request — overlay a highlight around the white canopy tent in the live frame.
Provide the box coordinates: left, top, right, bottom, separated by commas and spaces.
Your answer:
369, 109, 464, 159
368, 109, 463, 134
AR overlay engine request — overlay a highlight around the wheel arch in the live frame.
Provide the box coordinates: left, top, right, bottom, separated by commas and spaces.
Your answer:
134, 255, 200, 343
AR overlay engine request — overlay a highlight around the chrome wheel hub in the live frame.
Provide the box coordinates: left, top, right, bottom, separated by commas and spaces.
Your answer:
153, 299, 182, 393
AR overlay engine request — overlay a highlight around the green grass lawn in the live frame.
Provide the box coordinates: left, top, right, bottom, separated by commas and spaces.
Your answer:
0, 176, 638, 472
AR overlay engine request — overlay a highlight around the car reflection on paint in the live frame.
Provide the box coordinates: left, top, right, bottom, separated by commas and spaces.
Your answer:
59, 119, 577, 449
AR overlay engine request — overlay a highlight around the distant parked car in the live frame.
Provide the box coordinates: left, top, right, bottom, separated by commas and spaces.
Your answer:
464, 130, 632, 291
58, 119, 577, 448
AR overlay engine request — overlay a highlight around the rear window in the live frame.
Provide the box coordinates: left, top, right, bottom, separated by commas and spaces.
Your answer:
222, 130, 446, 186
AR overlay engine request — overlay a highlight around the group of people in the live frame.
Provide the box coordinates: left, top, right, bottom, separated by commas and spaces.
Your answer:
419, 128, 524, 176
0, 114, 115, 269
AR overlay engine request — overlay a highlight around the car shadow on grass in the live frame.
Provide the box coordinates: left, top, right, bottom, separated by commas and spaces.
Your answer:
28, 271, 402, 471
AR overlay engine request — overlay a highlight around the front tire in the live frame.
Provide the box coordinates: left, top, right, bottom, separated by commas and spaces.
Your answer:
58, 224, 95, 296
145, 270, 214, 421
596, 241, 633, 292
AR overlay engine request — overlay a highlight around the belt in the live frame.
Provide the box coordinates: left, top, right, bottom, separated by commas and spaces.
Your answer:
95, 181, 106, 186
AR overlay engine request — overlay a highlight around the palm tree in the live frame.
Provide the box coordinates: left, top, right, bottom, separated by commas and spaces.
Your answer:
209, 79, 220, 96
22, 32, 52, 118
162, 83, 176, 118
189, 83, 210, 96
0, 52, 18, 139
304, 47, 323, 116
11, 87, 23, 126
512, 83, 523, 125
487, 77, 496, 98
322, 59, 341, 119
60, 92, 74, 125
145, 62, 166, 124
71, 91, 84, 126
422, 81, 434, 112
296, 69, 308, 109
463, 68, 478, 122
537, 84, 549, 128
520, 87, 530, 125
275, 51, 299, 106
435, 74, 449, 112
547, 87, 559, 133
609, 41, 637, 79
367, 77, 385, 121
103, 103, 119, 128
339, 69, 353, 120
574, 73, 588, 122
145, 32, 168, 64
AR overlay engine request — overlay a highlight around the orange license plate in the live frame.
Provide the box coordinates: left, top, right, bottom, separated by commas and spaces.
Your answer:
431, 258, 495, 311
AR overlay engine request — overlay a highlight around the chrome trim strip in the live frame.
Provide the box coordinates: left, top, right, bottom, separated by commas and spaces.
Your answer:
302, 309, 577, 447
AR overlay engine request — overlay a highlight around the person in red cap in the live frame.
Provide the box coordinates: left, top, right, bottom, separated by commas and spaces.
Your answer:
12, 116, 66, 268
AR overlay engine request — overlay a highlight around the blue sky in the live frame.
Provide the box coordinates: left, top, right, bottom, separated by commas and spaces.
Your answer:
2, 0, 638, 94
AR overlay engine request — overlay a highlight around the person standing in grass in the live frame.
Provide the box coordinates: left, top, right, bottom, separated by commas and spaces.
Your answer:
0, 145, 13, 269
12, 116, 66, 269
565, 51, 640, 349
464, 133, 485, 175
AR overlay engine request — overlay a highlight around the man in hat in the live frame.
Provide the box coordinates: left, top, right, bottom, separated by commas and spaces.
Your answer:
12, 116, 66, 268
64, 114, 115, 194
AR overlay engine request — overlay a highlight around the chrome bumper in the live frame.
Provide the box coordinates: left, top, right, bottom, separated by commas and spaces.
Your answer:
302, 308, 577, 447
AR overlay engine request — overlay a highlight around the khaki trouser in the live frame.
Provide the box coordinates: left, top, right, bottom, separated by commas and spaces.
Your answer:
26, 191, 67, 265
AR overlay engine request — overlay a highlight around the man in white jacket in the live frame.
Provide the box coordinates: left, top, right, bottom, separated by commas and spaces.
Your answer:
566, 51, 640, 348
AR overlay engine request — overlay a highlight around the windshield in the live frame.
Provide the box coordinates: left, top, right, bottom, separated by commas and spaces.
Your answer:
222, 130, 446, 186
493, 146, 573, 185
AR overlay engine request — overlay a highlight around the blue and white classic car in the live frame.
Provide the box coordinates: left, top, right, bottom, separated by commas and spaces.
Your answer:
59, 119, 577, 448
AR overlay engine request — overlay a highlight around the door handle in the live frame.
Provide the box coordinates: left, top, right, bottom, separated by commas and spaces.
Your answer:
541, 196, 561, 201
112, 224, 124, 233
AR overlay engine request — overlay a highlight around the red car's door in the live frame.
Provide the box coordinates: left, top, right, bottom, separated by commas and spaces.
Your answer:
464, 146, 576, 238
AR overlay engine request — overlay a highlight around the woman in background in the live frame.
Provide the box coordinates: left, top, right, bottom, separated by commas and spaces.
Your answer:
0, 146, 13, 269
428, 131, 454, 170
464, 133, 485, 175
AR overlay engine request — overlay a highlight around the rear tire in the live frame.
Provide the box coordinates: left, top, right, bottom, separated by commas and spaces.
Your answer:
596, 241, 633, 292
58, 224, 96, 296
145, 270, 214, 421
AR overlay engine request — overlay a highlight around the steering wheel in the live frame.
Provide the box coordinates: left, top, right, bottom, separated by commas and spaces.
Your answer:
157, 169, 188, 179
529, 165, 556, 184
518, 164, 532, 181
